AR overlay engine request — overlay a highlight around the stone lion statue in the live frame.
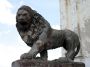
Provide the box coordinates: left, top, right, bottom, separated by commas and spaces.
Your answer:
16, 5, 80, 62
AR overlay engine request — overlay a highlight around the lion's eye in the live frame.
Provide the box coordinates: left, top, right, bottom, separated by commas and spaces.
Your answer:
23, 14, 27, 16
17, 14, 20, 16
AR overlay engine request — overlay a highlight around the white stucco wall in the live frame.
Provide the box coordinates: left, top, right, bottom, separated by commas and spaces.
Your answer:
60, 0, 90, 67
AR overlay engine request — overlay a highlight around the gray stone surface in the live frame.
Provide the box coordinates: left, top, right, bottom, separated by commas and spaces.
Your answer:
12, 59, 85, 67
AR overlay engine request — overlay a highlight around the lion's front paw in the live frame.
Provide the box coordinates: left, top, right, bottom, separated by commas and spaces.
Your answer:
20, 53, 33, 59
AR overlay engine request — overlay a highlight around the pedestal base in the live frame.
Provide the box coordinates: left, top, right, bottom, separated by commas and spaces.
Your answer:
12, 59, 85, 67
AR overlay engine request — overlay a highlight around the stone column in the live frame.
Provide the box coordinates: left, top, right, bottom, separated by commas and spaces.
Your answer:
60, 0, 90, 67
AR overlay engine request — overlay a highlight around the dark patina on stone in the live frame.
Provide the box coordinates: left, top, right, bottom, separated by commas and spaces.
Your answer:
16, 5, 80, 62
13, 5, 85, 67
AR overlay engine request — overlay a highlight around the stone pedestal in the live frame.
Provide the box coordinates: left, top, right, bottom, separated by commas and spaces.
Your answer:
12, 59, 85, 67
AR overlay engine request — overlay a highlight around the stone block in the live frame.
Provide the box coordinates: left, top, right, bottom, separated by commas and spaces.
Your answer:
12, 59, 85, 67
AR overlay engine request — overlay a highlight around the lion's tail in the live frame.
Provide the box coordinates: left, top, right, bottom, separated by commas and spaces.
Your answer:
74, 41, 80, 58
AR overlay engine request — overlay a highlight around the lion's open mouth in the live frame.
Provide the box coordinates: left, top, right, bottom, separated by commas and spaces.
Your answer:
19, 21, 28, 25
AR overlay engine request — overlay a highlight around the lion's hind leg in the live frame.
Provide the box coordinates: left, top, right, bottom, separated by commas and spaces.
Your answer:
64, 37, 80, 61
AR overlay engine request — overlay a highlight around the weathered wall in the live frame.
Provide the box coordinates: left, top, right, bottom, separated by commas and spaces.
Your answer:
60, 0, 90, 66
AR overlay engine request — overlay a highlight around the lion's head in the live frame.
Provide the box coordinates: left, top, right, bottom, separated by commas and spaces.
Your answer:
16, 5, 51, 37
16, 5, 35, 31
